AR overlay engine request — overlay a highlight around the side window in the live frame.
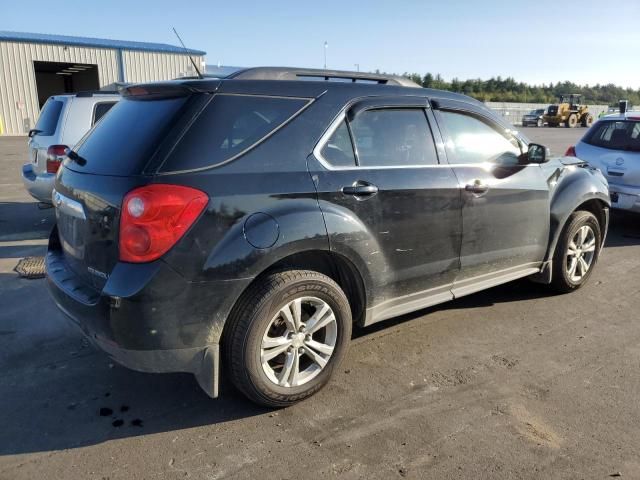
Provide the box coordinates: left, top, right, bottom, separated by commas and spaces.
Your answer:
439, 110, 522, 165
350, 109, 438, 167
321, 120, 356, 167
93, 102, 117, 125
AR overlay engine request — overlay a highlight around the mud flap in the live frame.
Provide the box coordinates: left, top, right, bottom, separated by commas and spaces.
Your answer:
194, 344, 220, 398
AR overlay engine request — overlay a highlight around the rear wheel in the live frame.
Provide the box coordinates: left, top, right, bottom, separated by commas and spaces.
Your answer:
551, 211, 602, 293
223, 270, 352, 407
582, 114, 594, 127
537, 118, 543, 127
565, 114, 578, 128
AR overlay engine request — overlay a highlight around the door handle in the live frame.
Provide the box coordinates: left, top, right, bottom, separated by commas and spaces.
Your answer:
342, 182, 379, 197
465, 181, 489, 195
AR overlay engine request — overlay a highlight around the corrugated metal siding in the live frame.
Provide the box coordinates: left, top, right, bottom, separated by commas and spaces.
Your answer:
122, 51, 204, 83
0, 41, 118, 135
0, 40, 204, 135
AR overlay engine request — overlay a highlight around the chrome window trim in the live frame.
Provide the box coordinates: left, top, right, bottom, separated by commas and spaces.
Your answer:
313, 109, 538, 171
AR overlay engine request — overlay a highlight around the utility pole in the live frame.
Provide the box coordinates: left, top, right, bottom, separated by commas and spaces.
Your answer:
354, 63, 360, 72
324, 41, 328, 69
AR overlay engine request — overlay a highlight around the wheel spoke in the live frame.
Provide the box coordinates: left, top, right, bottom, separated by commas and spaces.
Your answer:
262, 342, 291, 362
579, 256, 590, 275
582, 238, 596, 253
289, 349, 301, 386
568, 257, 578, 278
307, 310, 335, 335
302, 344, 328, 368
262, 335, 291, 349
305, 338, 334, 356
278, 350, 296, 386
305, 303, 330, 332
291, 298, 303, 330
577, 226, 587, 246
279, 304, 297, 331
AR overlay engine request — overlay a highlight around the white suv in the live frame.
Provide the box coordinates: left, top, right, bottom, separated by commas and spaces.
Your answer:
569, 112, 640, 213
22, 92, 119, 203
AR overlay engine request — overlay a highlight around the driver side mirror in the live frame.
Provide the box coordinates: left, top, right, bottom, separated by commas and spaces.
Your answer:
527, 143, 551, 164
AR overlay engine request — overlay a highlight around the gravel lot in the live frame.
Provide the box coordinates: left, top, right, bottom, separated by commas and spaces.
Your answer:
1, 127, 639, 480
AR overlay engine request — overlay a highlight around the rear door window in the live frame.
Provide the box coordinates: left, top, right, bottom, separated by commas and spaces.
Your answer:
161, 94, 309, 171
92, 101, 117, 125
34, 98, 64, 136
350, 109, 438, 167
585, 121, 640, 151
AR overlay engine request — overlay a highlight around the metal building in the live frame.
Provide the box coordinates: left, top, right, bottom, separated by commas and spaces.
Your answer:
0, 31, 206, 135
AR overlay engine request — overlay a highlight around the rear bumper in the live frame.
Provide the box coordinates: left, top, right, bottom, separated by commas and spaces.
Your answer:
46, 227, 251, 397
609, 184, 640, 213
22, 163, 55, 203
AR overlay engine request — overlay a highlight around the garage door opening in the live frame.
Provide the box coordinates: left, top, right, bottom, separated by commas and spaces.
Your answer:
33, 61, 99, 108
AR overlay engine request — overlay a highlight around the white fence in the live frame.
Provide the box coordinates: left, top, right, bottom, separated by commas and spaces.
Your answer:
485, 102, 610, 126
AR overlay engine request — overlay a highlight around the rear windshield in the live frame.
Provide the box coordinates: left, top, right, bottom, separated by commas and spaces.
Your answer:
585, 120, 640, 152
69, 97, 187, 175
160, 94, 309, 172
34, 99, 64, 136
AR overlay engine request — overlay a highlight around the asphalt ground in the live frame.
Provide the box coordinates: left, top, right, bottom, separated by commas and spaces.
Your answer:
1, 126, 639, 480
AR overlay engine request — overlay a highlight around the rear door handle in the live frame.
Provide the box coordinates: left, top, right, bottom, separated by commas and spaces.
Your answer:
465, 181, 489, 195
342, 182, 379, 197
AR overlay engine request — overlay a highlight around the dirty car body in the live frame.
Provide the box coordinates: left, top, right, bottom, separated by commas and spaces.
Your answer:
46, 68, 610, 405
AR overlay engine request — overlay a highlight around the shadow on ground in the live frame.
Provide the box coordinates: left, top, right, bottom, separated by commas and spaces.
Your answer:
0, 208, 638, 457
0, 201, 54, 242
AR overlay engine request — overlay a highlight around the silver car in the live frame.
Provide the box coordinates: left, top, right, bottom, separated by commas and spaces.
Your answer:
572, 112, 640, 212
22, 92, 119, 203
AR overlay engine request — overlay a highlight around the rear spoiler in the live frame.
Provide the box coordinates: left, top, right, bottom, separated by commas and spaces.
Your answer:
121, 81, 221, 99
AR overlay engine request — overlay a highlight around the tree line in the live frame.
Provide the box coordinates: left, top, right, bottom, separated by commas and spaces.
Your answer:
396, 72, 639, 106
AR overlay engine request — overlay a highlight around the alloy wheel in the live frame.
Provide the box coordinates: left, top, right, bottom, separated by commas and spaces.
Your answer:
260, 296, 337, 388
566, 225, 596, 282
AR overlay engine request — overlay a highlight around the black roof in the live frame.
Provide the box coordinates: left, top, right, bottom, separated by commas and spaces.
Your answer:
124, 66, 488, 111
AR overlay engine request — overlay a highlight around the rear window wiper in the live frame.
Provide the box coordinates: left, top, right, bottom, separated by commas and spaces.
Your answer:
65, 149, 87, 166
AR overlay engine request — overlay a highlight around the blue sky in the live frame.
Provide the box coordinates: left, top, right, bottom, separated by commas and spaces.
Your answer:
3, 0, 639, 88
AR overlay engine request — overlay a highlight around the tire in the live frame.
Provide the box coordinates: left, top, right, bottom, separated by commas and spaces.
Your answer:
551, 211, 602, 293
565, 114, 578, 128
223, 270, 352, 407
582, 114, 594, 128
537, 119, 543, 127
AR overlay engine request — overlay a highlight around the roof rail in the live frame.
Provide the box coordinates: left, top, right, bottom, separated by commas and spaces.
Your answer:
226, 67, 421, 88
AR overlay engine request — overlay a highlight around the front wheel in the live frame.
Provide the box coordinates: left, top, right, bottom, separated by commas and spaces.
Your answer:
551, 211, 602, 293
537, 118, 543, 127
223, 270, 352, 407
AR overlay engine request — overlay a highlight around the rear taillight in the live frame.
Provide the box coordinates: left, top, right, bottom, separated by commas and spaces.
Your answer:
119, 184, 208, 263
46, 145, 68, 173
565, 146, 577, 157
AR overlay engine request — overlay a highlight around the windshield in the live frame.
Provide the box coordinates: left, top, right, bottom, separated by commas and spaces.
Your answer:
585, 120, 640, 152
34, 98, 64, 136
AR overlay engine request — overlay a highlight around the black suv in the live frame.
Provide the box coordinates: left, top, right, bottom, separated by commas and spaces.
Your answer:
47, 67, 610, 406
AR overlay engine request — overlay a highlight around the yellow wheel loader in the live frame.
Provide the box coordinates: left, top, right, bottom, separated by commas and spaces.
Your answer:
543, 94, 594, 128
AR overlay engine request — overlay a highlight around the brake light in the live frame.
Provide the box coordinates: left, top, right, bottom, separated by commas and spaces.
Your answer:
46, 145, 68, 173
119, 184, 208, 263
565, 146, 577, 157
